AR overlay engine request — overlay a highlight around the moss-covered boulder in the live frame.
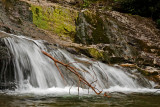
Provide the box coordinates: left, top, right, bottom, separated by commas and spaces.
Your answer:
30, 3, 78, 40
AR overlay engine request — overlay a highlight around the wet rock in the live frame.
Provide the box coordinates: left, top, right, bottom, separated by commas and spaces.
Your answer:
66, 47, 79, 55
154, 85, 160, 89
0, 31, 9, 38
144, 66, 160, 76
2, 0, 32, 22
0, 83, 16, 90
0, 36, 15, 90
48, 0, 83, 6
0, 25, 15, 34
0, 45, 10, 60
0, 33, 11, 60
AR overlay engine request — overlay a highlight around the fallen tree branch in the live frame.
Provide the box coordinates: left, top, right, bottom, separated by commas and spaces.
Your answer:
42, 50, 103, 95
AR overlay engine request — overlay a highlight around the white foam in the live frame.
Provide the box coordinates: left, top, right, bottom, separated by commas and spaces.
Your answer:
1, 85, 159, 97
104, 86, 160, 93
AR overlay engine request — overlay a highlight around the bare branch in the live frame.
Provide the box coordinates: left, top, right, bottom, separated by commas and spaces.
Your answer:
42, 50, 105, 95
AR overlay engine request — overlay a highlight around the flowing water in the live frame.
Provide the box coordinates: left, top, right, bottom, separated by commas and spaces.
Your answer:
0, 31, 160, 106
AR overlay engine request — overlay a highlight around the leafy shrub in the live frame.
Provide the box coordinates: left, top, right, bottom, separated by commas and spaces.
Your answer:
157, 19, 160, 28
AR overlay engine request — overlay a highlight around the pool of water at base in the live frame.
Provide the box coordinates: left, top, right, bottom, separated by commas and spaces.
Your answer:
0, 92, 160, 107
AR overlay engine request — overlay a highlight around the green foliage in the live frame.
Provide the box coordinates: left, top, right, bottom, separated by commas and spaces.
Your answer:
83, 0, 90, 8
157, 19, 160, 28
82, 0, 100, 8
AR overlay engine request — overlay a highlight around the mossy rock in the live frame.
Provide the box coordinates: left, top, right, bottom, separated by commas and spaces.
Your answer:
88, 48, 104, 60
75, 11, 111, 45
30, 4, 78, 40
78, 47, 111, 62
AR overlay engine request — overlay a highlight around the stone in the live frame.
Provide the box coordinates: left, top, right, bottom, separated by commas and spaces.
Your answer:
145, 66, 160, 75
0, 32, 11, 60
154, 85, 160, 89
0, 31, 9, 38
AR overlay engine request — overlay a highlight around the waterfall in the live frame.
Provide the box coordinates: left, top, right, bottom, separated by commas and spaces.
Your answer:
0, 31, 155, 95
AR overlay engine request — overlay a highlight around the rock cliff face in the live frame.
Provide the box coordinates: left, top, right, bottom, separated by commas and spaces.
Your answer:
75, 10, 160, 84
0, 0, 160, 84
76, 10, 160, 65
0, 0, 48, 39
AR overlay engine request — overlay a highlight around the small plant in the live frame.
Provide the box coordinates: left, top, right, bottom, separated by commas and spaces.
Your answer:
83, 0, 90, 8
157, 19, 160, 28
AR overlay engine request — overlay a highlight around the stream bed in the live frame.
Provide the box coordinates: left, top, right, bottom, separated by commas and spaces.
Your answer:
0, 87, 160, 107
0, 92, 160, 107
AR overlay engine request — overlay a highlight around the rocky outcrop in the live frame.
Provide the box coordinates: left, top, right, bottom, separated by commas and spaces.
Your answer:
75, 10, 160, 66
74, 9, 160, 84
0, 0, 47, 39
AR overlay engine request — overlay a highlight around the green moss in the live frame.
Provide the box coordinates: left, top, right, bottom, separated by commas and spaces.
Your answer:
31, 4, 78, 39
83, 0, 91, 8
88, 48, 104, 60
31, 5, 50, 30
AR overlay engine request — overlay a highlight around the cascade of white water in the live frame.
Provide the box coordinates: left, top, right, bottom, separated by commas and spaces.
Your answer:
0, 31, 154, 94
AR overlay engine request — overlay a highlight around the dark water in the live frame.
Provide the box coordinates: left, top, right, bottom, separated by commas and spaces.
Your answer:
0, 92, 160, 107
